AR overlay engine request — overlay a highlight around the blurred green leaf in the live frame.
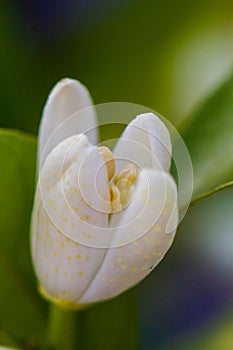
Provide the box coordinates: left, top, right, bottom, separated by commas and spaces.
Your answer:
1, 0, 232, 133
180, 72, 233, 200
0, 130, 47, 344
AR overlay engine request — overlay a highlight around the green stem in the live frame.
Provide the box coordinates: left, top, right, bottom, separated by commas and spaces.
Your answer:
47, 305, 79, 350
46, 290, 139, 350
190, 180, 233, 207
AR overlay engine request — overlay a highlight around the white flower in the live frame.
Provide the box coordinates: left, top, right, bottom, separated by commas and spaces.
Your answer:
31, 78, 178, 309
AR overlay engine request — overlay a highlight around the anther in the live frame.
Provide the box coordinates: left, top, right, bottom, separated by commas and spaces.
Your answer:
110, 184, 122, 213
114, 163, 138, 187
98, 146, 116, 180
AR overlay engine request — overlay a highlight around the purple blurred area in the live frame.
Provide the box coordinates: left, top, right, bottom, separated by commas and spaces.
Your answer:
16, 0, 129, 41
139, 187, 233, 349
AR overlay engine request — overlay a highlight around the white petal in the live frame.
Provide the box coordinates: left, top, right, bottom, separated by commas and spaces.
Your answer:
31, 135, 110, 306
113, 113, 172, 172
39, 78, 98, 167
79, 170, 178, 304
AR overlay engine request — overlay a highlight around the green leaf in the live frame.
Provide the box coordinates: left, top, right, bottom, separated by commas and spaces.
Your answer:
0, 130, 47, 344
180, 72, 233, 201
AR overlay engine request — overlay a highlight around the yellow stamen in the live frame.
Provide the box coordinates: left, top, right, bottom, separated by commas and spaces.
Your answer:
111, 163, 138, 212
110, 184, 122, 213
98, 146, 115, 180
114, 163, 138, 186
98, 150, 138, 213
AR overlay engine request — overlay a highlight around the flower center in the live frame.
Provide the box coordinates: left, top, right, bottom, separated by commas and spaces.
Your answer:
98, 147, 138, 213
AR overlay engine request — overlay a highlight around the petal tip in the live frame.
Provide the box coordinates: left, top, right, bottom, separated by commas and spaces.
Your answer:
39, 77, 97, 166
49, 77, 92, 101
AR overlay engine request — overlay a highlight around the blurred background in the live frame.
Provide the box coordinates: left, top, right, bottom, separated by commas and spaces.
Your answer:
0, 1, 232, 349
